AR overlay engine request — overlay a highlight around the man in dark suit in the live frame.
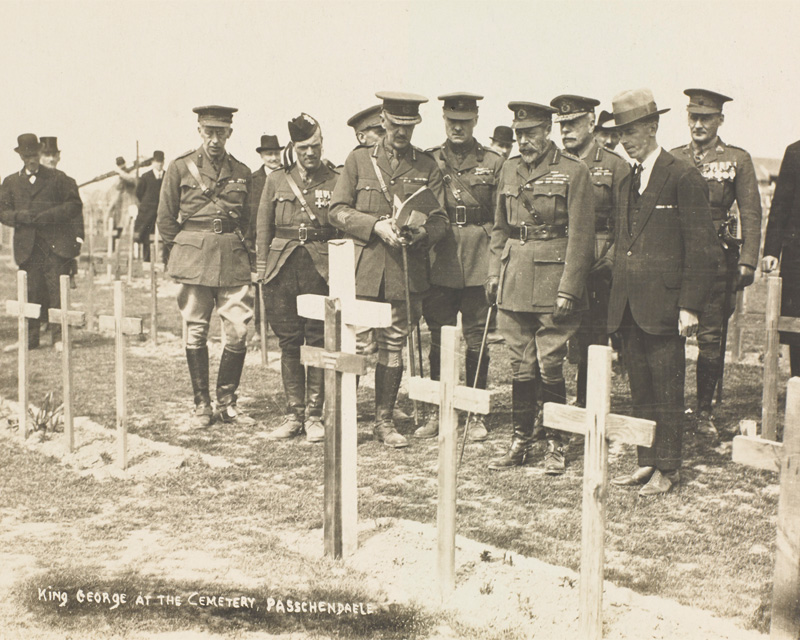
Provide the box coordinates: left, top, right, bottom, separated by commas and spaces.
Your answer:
0, 134, 83, 348
762, 140, 800, 375
249, 135, 284, 243
133, 150, 164, 263
606, 90, 721, 496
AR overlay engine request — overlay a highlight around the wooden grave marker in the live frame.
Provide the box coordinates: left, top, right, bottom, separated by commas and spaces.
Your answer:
297, 239, 392, 558
149, 238, 158, 346
407, 325, 493, 601
47, 275, 86, 452
5, 270, 41, 439
733, 377, 800, 640
99, 280, 143, 469
542, 344, 656, 640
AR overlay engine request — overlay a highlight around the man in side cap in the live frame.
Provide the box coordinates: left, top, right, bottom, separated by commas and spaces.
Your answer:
330, 92, 448, 449
485, 102, 595, 475
670, 89, 762, 439
157, 106, 254, 428
256, 114, 339, 443
414, 92, 504, 442
489, 125, 515, 160
593, 110, 621, 152
0, 134, 83, 349
134, 150, 165, 263
551, 95, 630, 409
347, 105, 385, 147
606, 89, 720, 495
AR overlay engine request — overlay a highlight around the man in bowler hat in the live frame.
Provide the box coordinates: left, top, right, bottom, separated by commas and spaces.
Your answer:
489, 125, 515, 160
134, 150, 165, 263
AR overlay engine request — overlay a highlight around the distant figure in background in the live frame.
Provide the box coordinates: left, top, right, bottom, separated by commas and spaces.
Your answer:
593, 110, 621, 152
347, 104, 385, 147
489, 125, 514, 159
0, 134, 83, 348
109, 156, 137, 250
134, 150, 165, 262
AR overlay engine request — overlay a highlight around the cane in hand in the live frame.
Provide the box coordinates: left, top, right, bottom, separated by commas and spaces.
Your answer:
400, 239, 420, 426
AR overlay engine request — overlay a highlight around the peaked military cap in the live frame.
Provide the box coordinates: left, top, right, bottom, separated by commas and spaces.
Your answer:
508, 102, 555, 129
595, 110, 615, 131
14, 133, 40, 155
40, 136, 59, 154
550, 95, 601, 122
684, 88, 733, 115
376, 91, 428, 125
491, 125, 514, 144
288, 113, 320, 143
153, 150, 165, 162
438, 92, 482, 120
256, 134, 284, 152
347, 104, 383, 132
609, 88, 669, 128
193, 105, 237, 127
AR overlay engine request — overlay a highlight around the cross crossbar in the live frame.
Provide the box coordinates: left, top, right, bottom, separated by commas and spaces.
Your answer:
300, 345, 367, 375
98, 315, 143, 335
48, 308, 86, 327
544, 404, 655, 447
406, 376, 492, 415
297, 295, 392, 328
6, 300, 41, 319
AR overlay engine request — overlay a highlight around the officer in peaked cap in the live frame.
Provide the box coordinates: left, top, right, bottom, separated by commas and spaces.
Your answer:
551, 94, 630, 409
256, 113, 339, 444
485, 102, 595, 474
670, 89, 762, 439
157, 105, 254, 429
414, 92, 504, 442
329, 91, 449, 449
593, 110, 621, 151
347, 104, 385, 147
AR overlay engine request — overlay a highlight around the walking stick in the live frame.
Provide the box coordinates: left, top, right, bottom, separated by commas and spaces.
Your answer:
401, 242, 420, 426
416, 319, 425, 379
458, 304, 495, 469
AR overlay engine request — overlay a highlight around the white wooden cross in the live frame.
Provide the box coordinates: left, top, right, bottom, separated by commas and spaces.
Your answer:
99, 280, 143, 470
296, 239, 392, 558
543, 344, 656, 640
407, 325, 494, 601
47, 275, 86, 453
148, 237, 159, 346
5, 270, 41, 439
733, 376, 800, 640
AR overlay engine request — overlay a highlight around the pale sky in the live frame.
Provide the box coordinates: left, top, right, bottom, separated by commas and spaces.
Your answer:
1, 0, 798, 183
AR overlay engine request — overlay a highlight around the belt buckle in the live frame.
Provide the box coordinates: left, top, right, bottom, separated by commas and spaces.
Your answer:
298, 224, 308, 244
212, 218, 223, 234
455, 205, 467, 226
519, 224, 528, 244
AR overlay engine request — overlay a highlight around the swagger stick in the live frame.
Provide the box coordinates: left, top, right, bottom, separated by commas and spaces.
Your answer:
401, 242, 420, 426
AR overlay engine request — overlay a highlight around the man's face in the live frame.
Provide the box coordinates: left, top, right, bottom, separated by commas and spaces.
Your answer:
20, 152, 40, 174
198, 125, 231, 159
39, 152, 60, 169
516, 124, 551, 164
559, 114, 594, 154
295, 138, 322, 172
356, 126, 385, 147
594, 129, 620, 151
152, 160, 164, 172
490, 141, 513, 159
382, 115, 414, 151
689, 113, 723, 146
619, 120, 656, 162
260, 150, 281, 170
444, 116, 476, 146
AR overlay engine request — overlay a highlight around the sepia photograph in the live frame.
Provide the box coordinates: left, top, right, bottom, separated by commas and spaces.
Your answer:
1, 1, 799, 638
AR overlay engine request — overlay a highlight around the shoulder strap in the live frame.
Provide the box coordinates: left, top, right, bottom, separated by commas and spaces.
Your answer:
283, 170, 321, 227
181, 155, 241, 224
369, 153, 394, 205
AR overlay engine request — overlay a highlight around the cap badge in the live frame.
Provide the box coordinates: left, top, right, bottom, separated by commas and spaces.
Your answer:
517, 108, 527, 119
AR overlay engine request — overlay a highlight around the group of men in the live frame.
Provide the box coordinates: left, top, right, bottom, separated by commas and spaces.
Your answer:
0, 83, 776, 497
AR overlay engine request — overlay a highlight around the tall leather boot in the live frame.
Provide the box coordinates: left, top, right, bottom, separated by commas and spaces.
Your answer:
465, 348, 490, 441
186, 347, 212, 428
540, 380, 567, 475
374, 363, 408, 448
216, 348, 247, 423
488, 379, 536, 469
791, 345, 800, 378
268, 354, 306, 438
695, 355, 720, 438
414, 327, 442, 438
305, 366, 325, 443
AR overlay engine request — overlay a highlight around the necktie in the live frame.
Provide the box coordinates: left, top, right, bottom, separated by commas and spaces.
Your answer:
28, 173, 36, 184
631, 163, 643, 196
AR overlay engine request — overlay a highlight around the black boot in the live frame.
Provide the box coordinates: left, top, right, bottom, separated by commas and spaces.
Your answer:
540, 380, 567, 475
305, 366, 325, 443
216, 348, 247, 423
374, 363, 408, 448
488, 379, 537, 469
791, 346, 800, 378
186, 347, 212, 428
695, 355, 720, 438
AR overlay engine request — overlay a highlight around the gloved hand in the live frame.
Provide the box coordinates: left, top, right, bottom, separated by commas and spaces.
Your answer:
552, 295, 575, 321
400, 225, 427, 247
484, 276, 499, 305
735, 265, 755, 290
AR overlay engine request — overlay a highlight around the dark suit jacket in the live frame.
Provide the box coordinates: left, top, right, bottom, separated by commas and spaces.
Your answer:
0, 166, 83, 263
763, 140, 800, 259
608, 149, 721, 335
134, 169, 163, 236
248, 165, 268, 249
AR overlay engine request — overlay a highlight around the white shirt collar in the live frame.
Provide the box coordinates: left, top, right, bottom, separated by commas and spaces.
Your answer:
634, 146, 662, 193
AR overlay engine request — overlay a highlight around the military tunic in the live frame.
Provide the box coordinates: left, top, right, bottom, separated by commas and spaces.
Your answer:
489, 142, 594, 382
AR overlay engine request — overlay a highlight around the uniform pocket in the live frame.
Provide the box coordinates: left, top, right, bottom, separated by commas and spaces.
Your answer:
167, 232, 205, 280
531, 182, 568, 224
274, 191, 298, 226
355, 178, 386, 212
221, 182, 248, 204
531, 238, 567, 263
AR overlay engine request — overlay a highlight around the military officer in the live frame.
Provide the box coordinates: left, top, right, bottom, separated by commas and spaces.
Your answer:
256, 114, 339, 443
347, 105, 386, 147
415, 92, 504, 442
157, 105, 254, 428
485, 103, 595, 474
329, 92, 448, 448
489, 126, 515, 160
593, 110, 621, 152
551, 95, 629, 408
671, 89, 762, 438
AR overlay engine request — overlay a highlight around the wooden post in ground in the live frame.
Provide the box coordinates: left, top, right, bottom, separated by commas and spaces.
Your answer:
99, 281, 143, 469
733, 377, 800, 640
542, 345, 656, 640
5, 271, 41, 440
150, 238, 158, 346
106, 217, 114, 280
406, 326, 494, 601
763, 276, 782, 441
297, 239, 392, 558
48, 275, 86, 453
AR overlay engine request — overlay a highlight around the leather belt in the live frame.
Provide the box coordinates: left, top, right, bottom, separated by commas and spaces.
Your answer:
182, 218, 238, 234
511, 223, 567, 243
448, 205, 489, 226
274, 225, 335, 243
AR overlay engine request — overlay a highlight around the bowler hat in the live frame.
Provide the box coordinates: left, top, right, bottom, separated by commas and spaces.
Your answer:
14, 133, 41, 155
40, 136, 60, 154
153, 150, 165, 162
256, 134, 284, 152
610, 88, 670, 128
490, 126, 514, 144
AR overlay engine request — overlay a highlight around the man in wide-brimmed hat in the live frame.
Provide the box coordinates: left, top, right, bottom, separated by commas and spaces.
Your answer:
606, 89, 721, 496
